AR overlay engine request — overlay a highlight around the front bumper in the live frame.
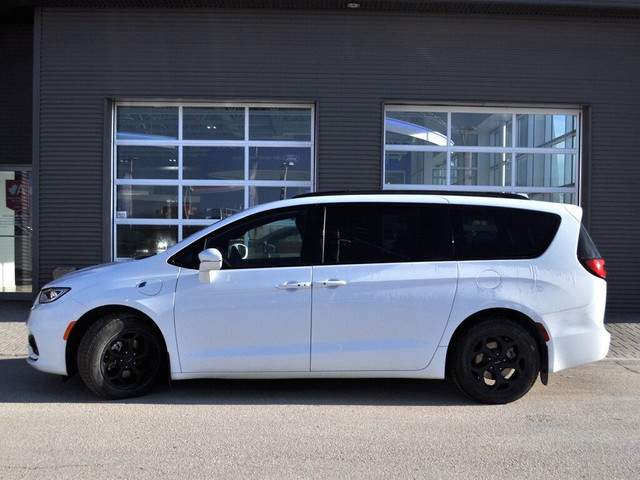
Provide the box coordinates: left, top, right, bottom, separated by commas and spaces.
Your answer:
26, 298, 86, 376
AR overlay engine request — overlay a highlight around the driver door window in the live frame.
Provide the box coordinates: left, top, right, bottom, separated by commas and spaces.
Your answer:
205, 209, 308, 269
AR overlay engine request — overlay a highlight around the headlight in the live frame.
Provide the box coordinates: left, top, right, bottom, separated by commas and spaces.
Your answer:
39, 287, 71, 304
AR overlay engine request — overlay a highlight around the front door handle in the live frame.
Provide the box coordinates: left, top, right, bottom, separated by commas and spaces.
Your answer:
315, 280, 348, 288
277, 281, 311, 290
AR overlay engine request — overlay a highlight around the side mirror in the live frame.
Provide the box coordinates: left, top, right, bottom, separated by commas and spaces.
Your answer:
198, 248, 223, 283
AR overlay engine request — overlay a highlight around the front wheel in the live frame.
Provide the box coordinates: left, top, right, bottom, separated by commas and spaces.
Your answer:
77, 313, 165, 399
450, 318, 540, 404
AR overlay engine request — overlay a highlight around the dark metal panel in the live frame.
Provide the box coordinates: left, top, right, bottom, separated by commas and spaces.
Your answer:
35, 8, 640, 310
0, 22, 33, 166
6, 1, 640, 17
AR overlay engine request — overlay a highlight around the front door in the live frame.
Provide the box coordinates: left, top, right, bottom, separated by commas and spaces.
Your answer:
174, 207, 313, 373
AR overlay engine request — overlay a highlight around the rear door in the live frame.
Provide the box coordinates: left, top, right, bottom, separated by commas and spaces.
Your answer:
310, 201, 457, 371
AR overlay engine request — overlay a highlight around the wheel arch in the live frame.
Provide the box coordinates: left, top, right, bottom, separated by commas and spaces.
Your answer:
65, 305, 170, 377
445, 307, 549, 384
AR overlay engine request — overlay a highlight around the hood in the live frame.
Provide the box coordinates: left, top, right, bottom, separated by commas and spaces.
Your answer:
43, 256, 159, 290
49, 259, 133, 282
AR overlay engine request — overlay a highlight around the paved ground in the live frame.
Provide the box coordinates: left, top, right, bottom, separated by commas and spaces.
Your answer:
607, 313, 640, 359
1, 300, 639, 358
2, 358, 639, 480
3, 301, 638, 480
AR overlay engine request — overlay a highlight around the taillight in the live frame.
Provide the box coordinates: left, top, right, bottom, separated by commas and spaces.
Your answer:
577, 225, 606, 279
584, 258, 607, 279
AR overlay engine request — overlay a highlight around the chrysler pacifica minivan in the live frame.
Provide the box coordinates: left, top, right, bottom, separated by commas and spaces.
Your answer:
27, 192, 609, 403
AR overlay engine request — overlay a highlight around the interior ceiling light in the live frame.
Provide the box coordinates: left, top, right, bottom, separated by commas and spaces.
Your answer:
347, 2, 360, 8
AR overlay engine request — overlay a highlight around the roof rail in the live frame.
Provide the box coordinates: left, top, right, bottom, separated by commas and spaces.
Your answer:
294, 190, 529, 200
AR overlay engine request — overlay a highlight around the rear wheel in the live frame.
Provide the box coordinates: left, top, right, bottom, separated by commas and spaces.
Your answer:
78, 313, 165, 399
451, 318, 540, 404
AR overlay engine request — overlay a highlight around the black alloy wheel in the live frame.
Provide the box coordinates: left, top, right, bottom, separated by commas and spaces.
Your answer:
451, 318, 540, 404
78, 313, 165, 399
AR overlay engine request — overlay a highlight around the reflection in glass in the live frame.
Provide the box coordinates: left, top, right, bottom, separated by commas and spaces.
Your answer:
385, 151, 447, 185
117, 146, 179, 179
183, 186, 244, 220
451, 152, 512, 187
528, 192, 575, 204
490, 153, 512, 187
450, 152, 477, 186
116, 186, 178, 219
249, 186, 310, 208
249, 108, 311, 141
183, 107, 244, 140
117, 106, 178, 140
386, 151, 512, 187
516, 154, 576, 188
452, 113, 512, 147
385, 112, 448, 146
183, 224, 211, 239
517, 114, 577, 148
184, 147, 244, 180
117, 225, 178, 258
248, 147, 311, 181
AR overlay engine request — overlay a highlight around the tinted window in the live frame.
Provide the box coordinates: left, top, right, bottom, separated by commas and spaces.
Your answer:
451, 206, 560, 260
322, 203, 452, 265
577, 224, 602, 260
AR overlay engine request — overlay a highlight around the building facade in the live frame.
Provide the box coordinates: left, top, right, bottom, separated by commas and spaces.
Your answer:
2, 1, 640, 311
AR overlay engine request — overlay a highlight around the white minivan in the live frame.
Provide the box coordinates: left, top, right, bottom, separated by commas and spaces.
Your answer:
27, 192, 609, 404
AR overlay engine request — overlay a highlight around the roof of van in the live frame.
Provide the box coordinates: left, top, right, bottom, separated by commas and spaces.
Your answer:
295, 190, 529, 201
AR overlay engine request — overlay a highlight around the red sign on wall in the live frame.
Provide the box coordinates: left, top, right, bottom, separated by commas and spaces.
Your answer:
6, 180, 28, 212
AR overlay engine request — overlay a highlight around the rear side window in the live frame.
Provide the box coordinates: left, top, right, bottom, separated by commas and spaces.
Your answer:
451, 206, 560, 260
322, 203, 452, 265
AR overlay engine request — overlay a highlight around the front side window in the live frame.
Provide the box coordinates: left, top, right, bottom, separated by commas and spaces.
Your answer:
205, 210, 308, 269
114, 104, 314, 259
170, 207, 310, 270
384, 106, 580, 204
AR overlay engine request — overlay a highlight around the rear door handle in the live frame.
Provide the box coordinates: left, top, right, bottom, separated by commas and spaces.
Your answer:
315, 280, 348, 288
277, 281, 311, 290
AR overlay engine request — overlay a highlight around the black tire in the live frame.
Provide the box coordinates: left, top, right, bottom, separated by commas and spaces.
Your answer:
77, 312, 165, 399
450, 318, 540, 404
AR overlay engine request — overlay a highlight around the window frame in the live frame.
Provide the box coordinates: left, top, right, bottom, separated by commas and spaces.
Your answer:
112, 102, 315, 260
383, 105, 581, 204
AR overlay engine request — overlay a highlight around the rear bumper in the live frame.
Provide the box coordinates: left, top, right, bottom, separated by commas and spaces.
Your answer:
545, 304, 610, 373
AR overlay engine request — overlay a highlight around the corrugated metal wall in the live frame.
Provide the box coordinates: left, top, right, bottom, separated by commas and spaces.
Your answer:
35, 8, 640, 311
